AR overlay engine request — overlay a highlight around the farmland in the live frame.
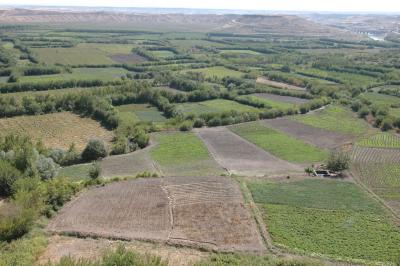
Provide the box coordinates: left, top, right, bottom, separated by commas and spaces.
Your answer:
1, 7, 400, 266
0, 112, 113, 150
249, 179, 400, 263
229, 122, 328, 163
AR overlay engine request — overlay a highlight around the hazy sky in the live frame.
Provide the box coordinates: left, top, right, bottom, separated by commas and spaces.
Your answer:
2, 0, 400, 12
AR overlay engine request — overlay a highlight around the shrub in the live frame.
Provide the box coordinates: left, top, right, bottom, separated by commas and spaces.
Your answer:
193, 118, 205, 128
0, 160, 22, 197
81, 139, 107, 162
0, 202, 35, 242
44, 177, 79, 212
326, 151, 350, 172
36, 156, 58, 180
89, 162, 101, 179
179, 120, 193, 131
358, 106, 370, 118
381, 118, 393, 131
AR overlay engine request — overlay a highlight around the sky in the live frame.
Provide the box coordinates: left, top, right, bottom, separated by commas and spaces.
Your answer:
1, 0, 400, 13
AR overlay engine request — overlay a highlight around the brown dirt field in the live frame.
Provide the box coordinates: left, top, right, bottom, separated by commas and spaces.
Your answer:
195, 127, 302, 177
47, 176, 264, 252
0, 112, 113, 151
256, 77, 306, 91
110, 53, 148, 64
262, 118, 354, 149
100, 145, 159, 178
252, 93, 310, 104
38, 235, 209, 266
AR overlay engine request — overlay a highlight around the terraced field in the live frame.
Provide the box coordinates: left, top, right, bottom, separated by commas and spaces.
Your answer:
48, 176, 264, 252
0, 112, 113, 150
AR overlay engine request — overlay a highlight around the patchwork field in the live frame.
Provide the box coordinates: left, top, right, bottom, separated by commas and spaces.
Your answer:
32, 43, 135, 65
184, 66, 244, 79
292, 105, 369, 136
195, 127, 302, 176
116, 103, 166, 122
249, 179, 400, 264
351, 145, 400, 216
256, 77, 306, 91
229, 122, 328, 163
101, 146, 158, 178
150, 132, 224, 176
48, 176, 264, 252
0, 112, 113, 150
175, 99, 259, 116
262, 118, 354, 149
251, 93, 310, 104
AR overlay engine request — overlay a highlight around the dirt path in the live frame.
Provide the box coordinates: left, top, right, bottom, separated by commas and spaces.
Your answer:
195, 127, 303, 177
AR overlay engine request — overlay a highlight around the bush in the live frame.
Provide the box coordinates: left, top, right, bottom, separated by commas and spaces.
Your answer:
326, 151, 350, 172
358, 106, 370, 118
193, 118, 205, 128
81, 139, 107, 162
44, 177, 79, 212
381, 118, 393, 131
36, 156, 58, 180
0, 160, 22, 197
179, 120, 193, 131
89, 162, 101, 179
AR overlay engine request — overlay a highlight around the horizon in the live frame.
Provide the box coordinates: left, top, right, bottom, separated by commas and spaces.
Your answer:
1, 0, 400, 13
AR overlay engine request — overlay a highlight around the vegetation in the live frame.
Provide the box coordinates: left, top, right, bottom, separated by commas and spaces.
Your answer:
229, 122, 328, 163
249, 179, 400, 263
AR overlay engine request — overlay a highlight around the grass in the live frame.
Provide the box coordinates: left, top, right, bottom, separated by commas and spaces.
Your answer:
57, 164, 91, 181
149, 50, 175, 58
19, 67, 128, 83
150, 132, 222, 176
220, 49, 262, 55
175, 99, 259, 115
229, 122, 328, 163
357, 133, 400, 148
183, 66, 244, 79
115, 104, 166, 122
32, 43, 134, 65
249, 179, 400, 263
292, 105, 368, 136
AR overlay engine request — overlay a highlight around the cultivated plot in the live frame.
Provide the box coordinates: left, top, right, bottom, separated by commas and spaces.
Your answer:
48, 176, 264, 252
251, 93, 309, 104
256, 77, 306, 91
262, 118, 353, 149
195, 127, 302, 176
0, 112, 113, 151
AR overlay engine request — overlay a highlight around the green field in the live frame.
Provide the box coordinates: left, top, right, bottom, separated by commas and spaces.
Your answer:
229, 122, 328, 163
357, 133, 400, 148
16, 67, 128, 83
292, 105, 368, 136
32, 43, 135, 65
56, 164, 91, 181
150, 132, 223, 176
150, 50, 176, 58
183, 66, 244, 79
115, 103, 166, 123
236, 95, 296, 109
220, 49, 262, 55
175, 99, 259, 115
249, 179, 400, 263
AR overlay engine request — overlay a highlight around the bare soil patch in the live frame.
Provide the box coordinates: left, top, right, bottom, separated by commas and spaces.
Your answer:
262, 118, 354, 149
38, 235, 208, 266
252, 93, 309, 104
195, 127, 302, 176
101, 145, 159, 178
256, 77, 306, 91
110, 53, 148, 64
47, 176, 264, 252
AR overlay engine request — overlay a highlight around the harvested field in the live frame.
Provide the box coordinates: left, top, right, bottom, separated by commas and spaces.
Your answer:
262, 118, 354, 149
0, 112, 113, 151
256, 77, 306, 91
195, 127, 302, 176
251, 93, 310, 104
47, 176, 264, 252
110, 53, 148, 63
101, 146, 158, 178
39, 235, 208, 266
